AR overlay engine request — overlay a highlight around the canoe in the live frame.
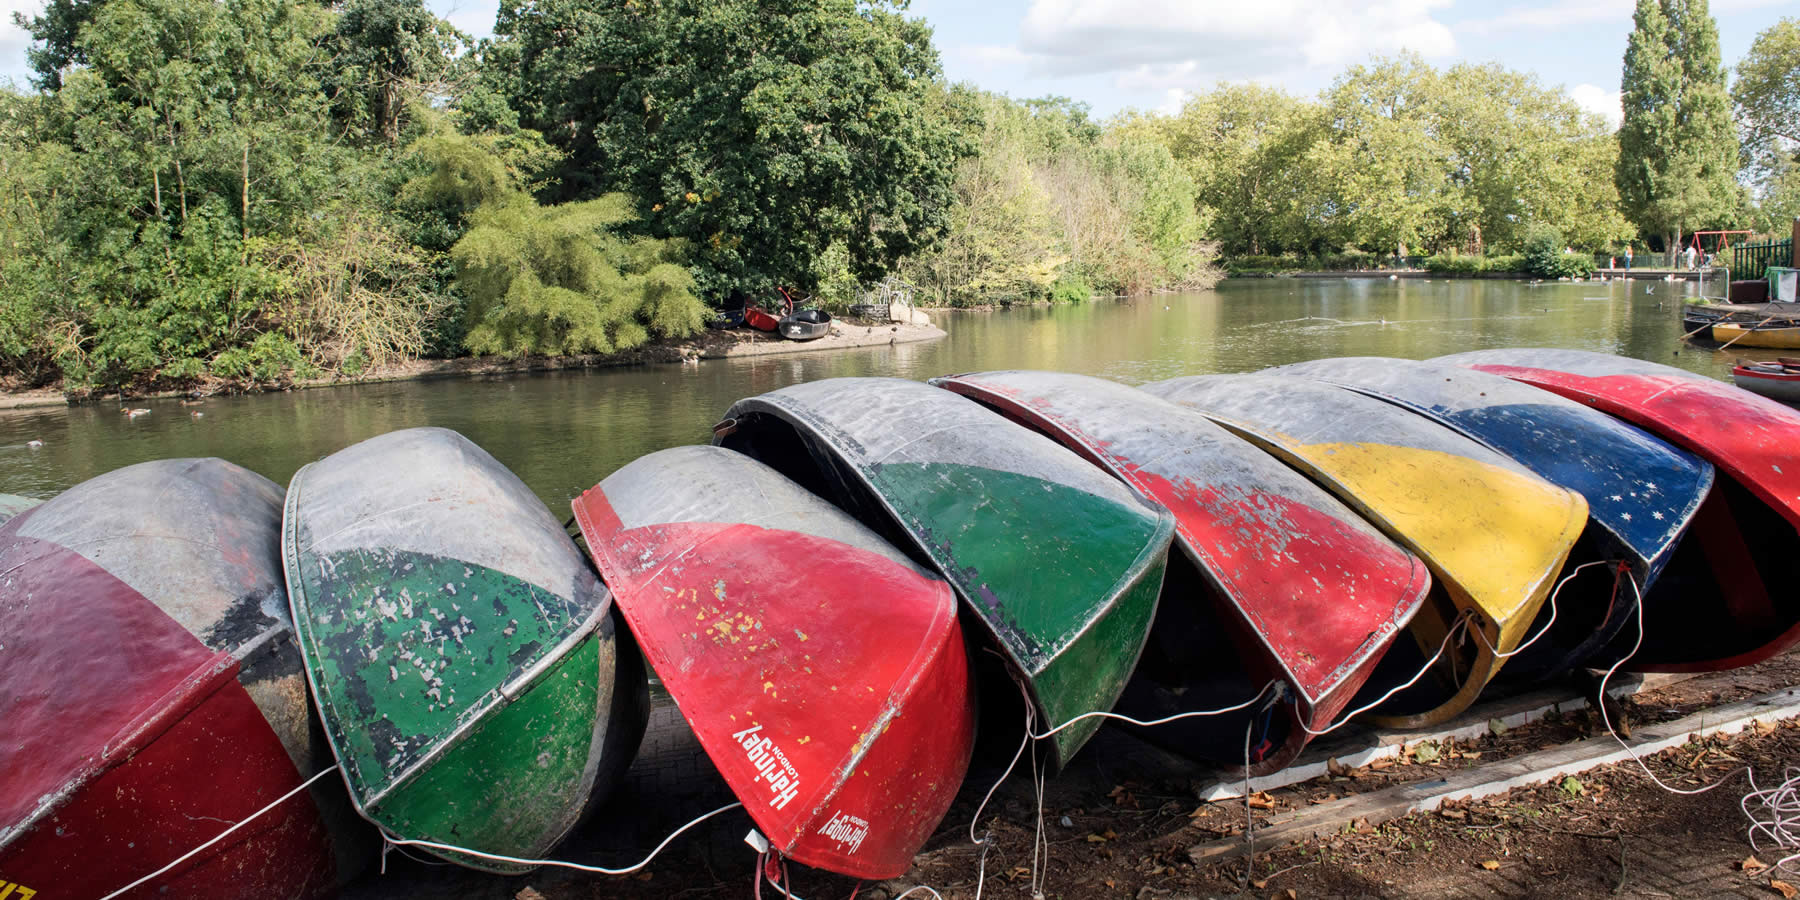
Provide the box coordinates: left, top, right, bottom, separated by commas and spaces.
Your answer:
714, 377, 1176, 767
0, 493, 38, 525
746, 306, 781, 332
1, 459, 365, 899
1733, 362, 1800, 406
931, 371, 1429, 773
572, 446, 973, 878
780, 309, 832, 341
1262, 357, 1714, 674
1436, 348, 1800, 671
282, 427, 647, 871
1142, 375, 1588, 728
1713, 323, 1800, 349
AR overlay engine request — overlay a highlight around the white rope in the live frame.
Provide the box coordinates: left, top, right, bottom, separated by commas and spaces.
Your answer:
1298, 611, 1476, 737
1028, 680, 1282, 741
384, 800, 743, 874
1594, 572, 1747, 796
1743, 768, 1800, 874
1470, 559, 1615, 660
99, 764, 343, 900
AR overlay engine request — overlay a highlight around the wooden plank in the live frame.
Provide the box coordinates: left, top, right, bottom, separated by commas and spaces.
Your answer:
1188, 684, 1800, 862
1194, 673, 1685, 802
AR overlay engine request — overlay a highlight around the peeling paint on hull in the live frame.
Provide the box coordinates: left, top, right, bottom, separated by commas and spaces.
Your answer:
283, 427, 646, 873
1264, 357, 1715, 674
0, 459, 354, 899
574, 446, 974, 879
1438, 348, 1800, 671
1144, 376, 1587, 729
932, 370, 1429, 773
715, 377, 1175, 767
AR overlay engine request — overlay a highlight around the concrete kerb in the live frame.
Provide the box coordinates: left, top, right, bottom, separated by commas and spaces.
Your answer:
1193, 672, 1687, 803
1187, 684, 1800, 862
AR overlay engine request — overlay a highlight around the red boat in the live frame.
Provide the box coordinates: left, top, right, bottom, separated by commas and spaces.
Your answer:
0, 459, 365, 899
572, 445, 974, 879
934, 371, 1430, 772
1733, 360, 1800, 407
1438, 348, 1800, 671
744, 306, 781, 331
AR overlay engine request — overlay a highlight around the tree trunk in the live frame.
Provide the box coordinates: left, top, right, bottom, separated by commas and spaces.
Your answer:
241, 143, 251, 243
1667, 229, 1678, 268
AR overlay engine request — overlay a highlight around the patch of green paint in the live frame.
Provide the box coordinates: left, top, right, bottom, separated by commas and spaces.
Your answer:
868, 462, 1171, 763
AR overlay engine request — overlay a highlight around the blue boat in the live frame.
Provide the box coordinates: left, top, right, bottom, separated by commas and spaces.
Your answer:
1262, 357, 1715, 672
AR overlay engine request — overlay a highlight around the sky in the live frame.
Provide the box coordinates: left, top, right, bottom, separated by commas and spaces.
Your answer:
0, 0, 1792, 129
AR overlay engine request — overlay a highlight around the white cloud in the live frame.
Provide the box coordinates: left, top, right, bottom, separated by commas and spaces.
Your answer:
1457, 0, 1630, 34
1569, 83, 1622, 130
954, 43, 1034, 70
1010, 0, 1456, 90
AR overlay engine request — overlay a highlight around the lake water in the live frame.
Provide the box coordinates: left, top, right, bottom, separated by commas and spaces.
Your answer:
0, 276, 1738, 506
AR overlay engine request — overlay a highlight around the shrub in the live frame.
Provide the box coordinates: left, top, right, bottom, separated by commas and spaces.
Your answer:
1520, 224, 1591, 278
1048, 276, 1092, 303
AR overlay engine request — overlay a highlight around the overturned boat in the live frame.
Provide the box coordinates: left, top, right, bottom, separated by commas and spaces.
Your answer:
0, 459, 364, 899
1437, 348, 1800, 671
932, 370, 1430, 773
1143, 375, 1588, 728
1263, 357, 1713, 674
714, 377, 1176, 767
573, 446, 974, 879
0, 494, 38, 525
282, 427, 647, 871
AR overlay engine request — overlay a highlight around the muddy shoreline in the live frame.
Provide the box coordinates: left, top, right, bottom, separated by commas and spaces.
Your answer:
0, 318, 946, 411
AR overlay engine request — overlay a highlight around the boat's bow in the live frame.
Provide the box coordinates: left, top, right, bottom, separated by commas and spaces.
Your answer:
574, 446, 973, 879
1143, 375, 1588, 728
932, 370, 1429, 770
715, 377, 1176, 767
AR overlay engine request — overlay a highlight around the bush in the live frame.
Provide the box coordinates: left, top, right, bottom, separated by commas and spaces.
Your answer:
1521, 224, 1592, 278
1048, 276, 1092, 303
1420, 251, 1529, 275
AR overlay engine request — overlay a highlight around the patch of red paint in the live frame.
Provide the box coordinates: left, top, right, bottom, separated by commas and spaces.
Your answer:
573, 494, 974, 880
0, 529, 335, 898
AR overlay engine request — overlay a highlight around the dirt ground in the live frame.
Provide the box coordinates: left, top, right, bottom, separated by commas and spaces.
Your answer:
350, 655, 1800, 900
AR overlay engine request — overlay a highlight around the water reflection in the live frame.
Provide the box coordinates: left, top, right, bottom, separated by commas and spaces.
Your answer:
0, 276, 1727, 507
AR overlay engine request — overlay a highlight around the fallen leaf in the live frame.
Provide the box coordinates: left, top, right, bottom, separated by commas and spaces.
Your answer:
516, 890, 547, 900
1284, 890, 1297, 899
1369, 758, 1395, 770
1744, 856, 1770, 873
1561, 776, 1585, 797
1247, 792, 1276, 810
1252, 878, 1268, 889
1440, 808, 1467, 820
1188, 806, 1207, 819
1771, 879, 1797, 899
1327, 758, 1350, 776
1353, 818, 1375, 834
1480, 860, 1501, 871
1489, 718, 1509, 735
1086, 833, 1108, 843
1412, 741, 1441, 763
1464, 751, 1482, 759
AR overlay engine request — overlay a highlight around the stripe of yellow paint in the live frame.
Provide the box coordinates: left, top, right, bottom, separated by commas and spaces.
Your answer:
1241, 437, 1586, 657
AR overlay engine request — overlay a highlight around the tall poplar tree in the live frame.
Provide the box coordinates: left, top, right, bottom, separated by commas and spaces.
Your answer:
1616, 0, 1741, 263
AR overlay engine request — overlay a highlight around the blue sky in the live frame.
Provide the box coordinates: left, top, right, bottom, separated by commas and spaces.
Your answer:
0, 0, 1791, 128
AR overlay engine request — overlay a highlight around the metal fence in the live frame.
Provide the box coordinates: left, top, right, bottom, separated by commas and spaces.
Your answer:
1733, 238, 1793, 279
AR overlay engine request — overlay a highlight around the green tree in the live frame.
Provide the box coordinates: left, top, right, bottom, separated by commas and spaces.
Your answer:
1317, 54, 1452, 258
324, 0, 469, 145
1616, 0, 1741, 263
494, 0, 969, 298
406, 133, 706, 356
15, 0, 99, 90
1732, 17, 1800, 231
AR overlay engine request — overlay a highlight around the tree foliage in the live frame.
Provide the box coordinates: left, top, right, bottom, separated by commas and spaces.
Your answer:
1617, 0, 1742, 261
1733, 17, 1800, 232
495, 0, 969, 298
408, 134, 706, 357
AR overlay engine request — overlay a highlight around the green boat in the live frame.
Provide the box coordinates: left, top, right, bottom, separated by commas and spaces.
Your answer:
282, 427, 647, 872
715, 377, 1176, 766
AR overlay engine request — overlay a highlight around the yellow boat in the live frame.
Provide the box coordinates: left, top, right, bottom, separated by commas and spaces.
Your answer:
1143, 374, 1589, 728
1712, 322, 1800, 349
